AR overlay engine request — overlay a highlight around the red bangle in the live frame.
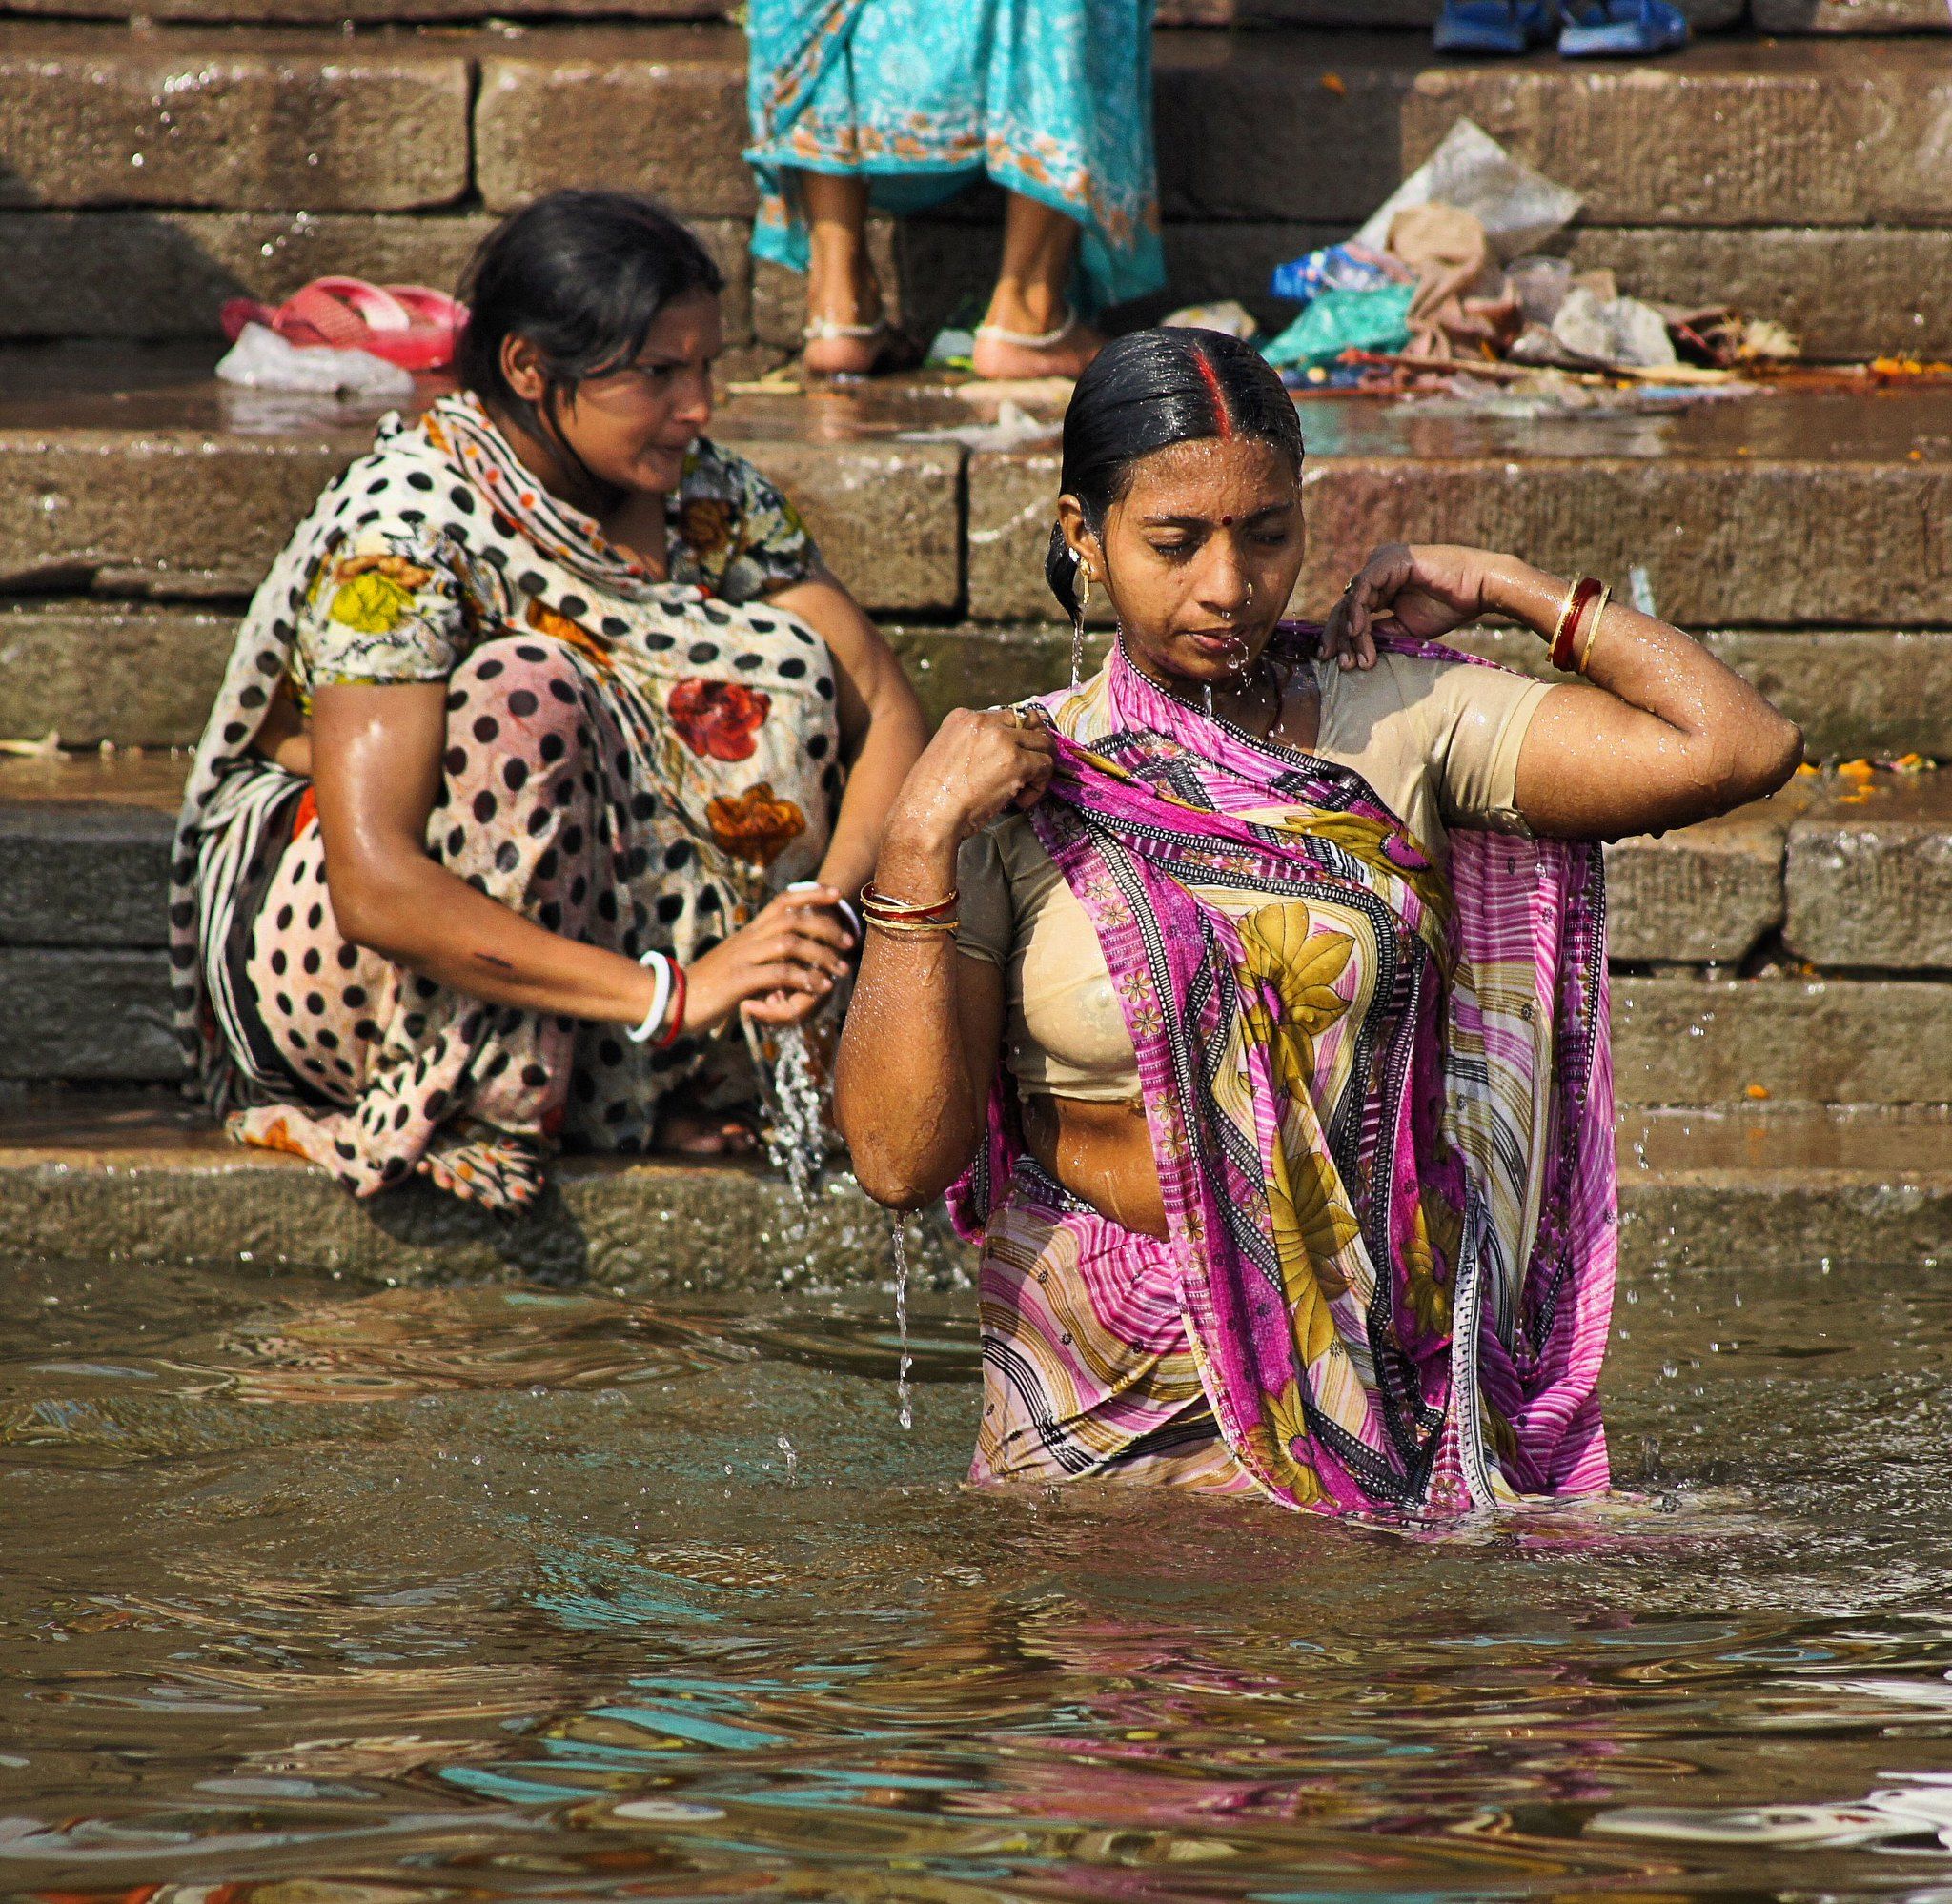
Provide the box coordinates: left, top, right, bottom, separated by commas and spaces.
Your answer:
657, 962, 687, 1047
1551, 577, 1603, 672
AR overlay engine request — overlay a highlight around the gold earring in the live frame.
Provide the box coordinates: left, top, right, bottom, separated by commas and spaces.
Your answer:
1077, 565, 1092, 618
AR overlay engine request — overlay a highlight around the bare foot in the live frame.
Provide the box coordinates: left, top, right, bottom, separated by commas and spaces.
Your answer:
970, 316, 1105, 382
657, 1104, 760, 1156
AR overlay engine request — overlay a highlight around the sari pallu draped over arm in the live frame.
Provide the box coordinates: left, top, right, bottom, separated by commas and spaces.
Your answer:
947, 628, 1616, 1521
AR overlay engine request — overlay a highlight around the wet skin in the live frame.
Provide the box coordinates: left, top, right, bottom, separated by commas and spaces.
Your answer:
836, 433, 1803, 1229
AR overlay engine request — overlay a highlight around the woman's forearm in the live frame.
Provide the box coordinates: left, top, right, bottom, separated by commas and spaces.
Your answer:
331, 851, 663, 1026
833, 826, 989, 1208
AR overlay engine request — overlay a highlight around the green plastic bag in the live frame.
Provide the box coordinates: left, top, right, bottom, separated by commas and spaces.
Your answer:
1262, 284, 1415, 369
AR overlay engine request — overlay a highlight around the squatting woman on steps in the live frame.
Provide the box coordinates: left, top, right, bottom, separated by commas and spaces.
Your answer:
835, 327, 1801, 1519
172, 191, 925, 1210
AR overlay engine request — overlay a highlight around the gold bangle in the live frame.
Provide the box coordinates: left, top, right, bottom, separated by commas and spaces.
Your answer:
866, 914, 960, 936
860, 881, 958, 921
1547, 576, 1582, 656
1575, 581, 1612, 674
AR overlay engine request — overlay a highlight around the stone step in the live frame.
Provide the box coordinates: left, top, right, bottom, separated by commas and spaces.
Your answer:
4, 354, 1948, 631
0, 28, 1944, 354
8, 0, 1918, 31
10, 609, 1952, 764
0, 1090, 1939, 1284
4, 756, 1951, 1101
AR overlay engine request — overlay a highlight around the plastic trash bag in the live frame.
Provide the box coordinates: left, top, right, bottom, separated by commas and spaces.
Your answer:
1354, 119, 1582, 264
1160, 300, 1259, 340
216, 323, 416, 398
1552, 287, 1678, 369
1269, 242, 1406, 309
1262, 284, 1415, 369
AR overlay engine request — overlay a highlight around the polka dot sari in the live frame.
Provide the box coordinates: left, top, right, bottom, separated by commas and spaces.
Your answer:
173, 395, 841, 1211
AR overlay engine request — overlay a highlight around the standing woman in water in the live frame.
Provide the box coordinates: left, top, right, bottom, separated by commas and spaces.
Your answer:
173, 191, 925, 1210
836, 328, 1801, 1519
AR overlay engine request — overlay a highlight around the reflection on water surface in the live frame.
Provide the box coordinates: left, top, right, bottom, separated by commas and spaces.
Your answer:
5, 1254, 1952, 1900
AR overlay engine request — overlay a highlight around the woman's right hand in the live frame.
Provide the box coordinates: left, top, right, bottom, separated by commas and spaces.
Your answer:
681, 885, 856, 1033
882, 706, 1056, 854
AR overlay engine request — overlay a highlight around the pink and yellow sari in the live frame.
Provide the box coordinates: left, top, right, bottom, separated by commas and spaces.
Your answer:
949, 631, 1616, 1520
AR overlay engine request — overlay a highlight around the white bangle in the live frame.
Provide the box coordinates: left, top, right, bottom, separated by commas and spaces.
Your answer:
627, 949, 673, 1044
787, 879, 862, 942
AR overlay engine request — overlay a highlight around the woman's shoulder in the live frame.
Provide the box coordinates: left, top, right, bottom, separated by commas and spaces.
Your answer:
672, 435, 820, 601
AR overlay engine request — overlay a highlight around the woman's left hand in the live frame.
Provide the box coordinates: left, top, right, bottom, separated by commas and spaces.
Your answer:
1323, 543, 1503, 659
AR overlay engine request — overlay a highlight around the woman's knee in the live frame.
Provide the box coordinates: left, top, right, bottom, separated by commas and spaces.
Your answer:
446, 637, 589, 754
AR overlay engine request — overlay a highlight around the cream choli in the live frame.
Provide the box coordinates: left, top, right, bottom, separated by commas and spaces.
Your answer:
955, 650, 1551, 1104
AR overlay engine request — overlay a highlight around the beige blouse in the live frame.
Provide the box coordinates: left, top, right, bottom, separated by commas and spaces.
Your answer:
956, 651, 1552, 1103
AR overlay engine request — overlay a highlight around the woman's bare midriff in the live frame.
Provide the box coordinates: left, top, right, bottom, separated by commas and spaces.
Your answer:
1022, 1092, 1168, 1238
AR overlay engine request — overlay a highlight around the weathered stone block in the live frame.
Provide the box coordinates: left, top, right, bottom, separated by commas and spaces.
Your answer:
1563, 227, 1952, 363
1616, 974, 1952, 1105
0, 0, 731, 18
0, 431, 357, 598
1156, 0, 1739, 17
1785, 774, 1952, 969
1619, 1105, 1952, 1272
0, 801, 172, 948
0, 1104, 968, 1288
1405, 43, 1952, 228
966, 451, 1952, 629
1605, 791, 1804, 966
0, 604, 231, 747
717, 440, 963, 613
886, 626, 1111, 726
1151, 36, 1414, 225
0, 31, 471, 212
0, 948, 181, 1080
1451, 627, 1952, 762
0, 213, 498, 342
476, 35, 755, 217
1754, 0, 1950, 29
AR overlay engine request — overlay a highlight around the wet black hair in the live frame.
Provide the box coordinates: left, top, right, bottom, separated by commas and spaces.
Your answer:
1044, 327, 1306, 623
455, 189, 725, 429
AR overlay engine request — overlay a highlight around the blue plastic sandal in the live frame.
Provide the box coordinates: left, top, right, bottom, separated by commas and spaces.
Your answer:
1557, 0, 1689, 54
1434, 0, 1556, 54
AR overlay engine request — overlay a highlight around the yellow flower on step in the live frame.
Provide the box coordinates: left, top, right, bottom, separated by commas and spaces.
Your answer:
328, 570, 418, 636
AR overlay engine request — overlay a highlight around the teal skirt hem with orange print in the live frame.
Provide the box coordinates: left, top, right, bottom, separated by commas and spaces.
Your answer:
743, 0, 1166, 315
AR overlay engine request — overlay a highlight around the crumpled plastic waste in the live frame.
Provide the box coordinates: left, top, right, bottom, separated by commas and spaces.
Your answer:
1268, 242, 1410, 309
925, 326, 977, 369
1389, 203, 1521, 361
1355, 118, 1583, 264
1262, 284, 1416, 369
216, 323, 416, 397
1551, 285, 1678, 369
1160, 300, 1260, 339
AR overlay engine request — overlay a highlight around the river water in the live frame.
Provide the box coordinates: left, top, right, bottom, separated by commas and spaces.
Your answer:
5, 1251, 1952, 1901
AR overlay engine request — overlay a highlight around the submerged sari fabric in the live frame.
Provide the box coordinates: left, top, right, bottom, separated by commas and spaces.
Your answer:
743, 0, 1167, 313
950, 631, 1616, 1519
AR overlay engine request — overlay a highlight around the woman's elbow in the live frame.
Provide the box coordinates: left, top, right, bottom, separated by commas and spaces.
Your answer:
835, 1107, 964, 1211
1735, 713, 1805, 804
323, 863, 421, 961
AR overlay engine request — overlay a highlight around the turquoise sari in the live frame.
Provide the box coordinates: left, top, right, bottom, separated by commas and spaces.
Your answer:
743, 0, 1167, 315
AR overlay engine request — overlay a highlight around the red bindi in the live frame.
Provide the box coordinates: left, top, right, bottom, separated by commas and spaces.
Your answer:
1221, 514, 1235, 526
